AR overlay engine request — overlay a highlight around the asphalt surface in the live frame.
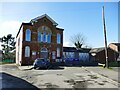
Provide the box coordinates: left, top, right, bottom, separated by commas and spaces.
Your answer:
0, 64, 119, 89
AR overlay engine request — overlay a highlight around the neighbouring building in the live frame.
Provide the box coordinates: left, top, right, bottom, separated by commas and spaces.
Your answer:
63, 47, 98, 66
16, 14, 64, 65
109, 43, 120, 53
89, 47, 119, 64
63, 47, 90, 61
109, 43, 120, 59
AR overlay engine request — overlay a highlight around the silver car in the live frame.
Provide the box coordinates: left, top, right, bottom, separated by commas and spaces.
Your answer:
33, 58, 50, 69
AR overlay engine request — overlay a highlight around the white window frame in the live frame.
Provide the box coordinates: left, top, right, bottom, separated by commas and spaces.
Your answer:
38, 31, 41, 42
25, 46, 30, 57
57, 47, 60, 57
32, 51, 36, 55
25, 29, 31, 41
57, 33, 61, 44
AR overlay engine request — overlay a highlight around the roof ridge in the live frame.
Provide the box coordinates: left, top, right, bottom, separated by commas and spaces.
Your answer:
30, 14, 58, 26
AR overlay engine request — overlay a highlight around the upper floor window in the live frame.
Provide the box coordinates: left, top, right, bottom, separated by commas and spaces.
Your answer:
47, 33, 51, 43
57, 33, 61, 44
25, 46, 30, 57
38, 31, 41, 42
41, 33, 43, 42
38, 26, 51, 43
25, 29, 31, 41
43, 32, 46, 42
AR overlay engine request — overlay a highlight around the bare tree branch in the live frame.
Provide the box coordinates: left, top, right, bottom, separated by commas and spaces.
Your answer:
70, 33, 87, 48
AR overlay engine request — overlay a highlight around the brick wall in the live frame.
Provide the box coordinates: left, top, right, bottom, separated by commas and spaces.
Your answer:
16, 16, 63, 65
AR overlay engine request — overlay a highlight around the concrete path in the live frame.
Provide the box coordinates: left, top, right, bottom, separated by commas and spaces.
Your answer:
84, 67, 119, 83
1, 64, 119, 89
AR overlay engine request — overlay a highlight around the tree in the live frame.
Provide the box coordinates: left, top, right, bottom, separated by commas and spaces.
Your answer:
0, 34, 15, 60
70, 33, 86, 49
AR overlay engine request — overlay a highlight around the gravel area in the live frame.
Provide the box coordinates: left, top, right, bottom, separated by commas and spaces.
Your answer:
0, 64, 119, 89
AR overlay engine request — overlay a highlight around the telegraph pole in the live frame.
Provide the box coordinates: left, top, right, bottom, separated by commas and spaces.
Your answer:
102, 6, 108, 68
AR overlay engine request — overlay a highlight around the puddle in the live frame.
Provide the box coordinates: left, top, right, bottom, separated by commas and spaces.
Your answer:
64, 79, 88, 88
56, 73, 62, 76
64, 79, 74, 83
88, 75, 99, 79
98, 82, 105, 85
44, 83, 59, 88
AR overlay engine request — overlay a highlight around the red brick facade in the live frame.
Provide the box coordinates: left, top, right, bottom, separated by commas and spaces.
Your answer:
90, 47, 119, 64
16, 14, 64, 65
95, 48, 119, 63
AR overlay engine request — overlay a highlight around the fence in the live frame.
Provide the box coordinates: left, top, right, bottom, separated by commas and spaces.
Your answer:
1, 59, 15, 63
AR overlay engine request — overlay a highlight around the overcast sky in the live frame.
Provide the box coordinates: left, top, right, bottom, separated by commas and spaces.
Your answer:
0, 1, 119, 50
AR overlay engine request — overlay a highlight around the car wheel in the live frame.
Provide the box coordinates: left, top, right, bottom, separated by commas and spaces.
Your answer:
33, 67, 36, 69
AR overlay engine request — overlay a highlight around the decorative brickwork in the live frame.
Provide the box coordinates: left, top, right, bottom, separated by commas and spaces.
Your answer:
16, 14, 64, 65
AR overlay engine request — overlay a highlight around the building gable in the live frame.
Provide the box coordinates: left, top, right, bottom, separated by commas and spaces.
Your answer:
30, 14, 58, 26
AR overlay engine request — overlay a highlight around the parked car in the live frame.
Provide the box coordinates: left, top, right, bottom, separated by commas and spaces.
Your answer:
33, 58, 51, 69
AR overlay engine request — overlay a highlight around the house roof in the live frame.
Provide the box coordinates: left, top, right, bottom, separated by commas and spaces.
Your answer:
63, 47, 91, 53
90, 47, 119, 54
89, 47, 105, 53
56, 27, 64, 31
110, 43, 120, 46
30, 14, 58, 26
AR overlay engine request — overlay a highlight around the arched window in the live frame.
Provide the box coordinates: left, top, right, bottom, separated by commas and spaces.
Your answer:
57, 47, 60, 57
43, 32, 46, 42
42, 26, 47, 30
25, 46, 30, 57
41, 33, 43, 42
47, 33, 51, 43
38, 31, 41, 42
41, 47, 48, 52
25, 29, 31, 41
57, 33, 61, 44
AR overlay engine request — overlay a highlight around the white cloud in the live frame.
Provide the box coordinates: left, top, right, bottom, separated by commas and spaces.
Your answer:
0, 21, 21, 37
63, 41, 74, 47
0, 21, 21, 50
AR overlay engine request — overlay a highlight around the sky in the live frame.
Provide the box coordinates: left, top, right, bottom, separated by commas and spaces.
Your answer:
0, 2, 119, 49
118, 2, 120, 43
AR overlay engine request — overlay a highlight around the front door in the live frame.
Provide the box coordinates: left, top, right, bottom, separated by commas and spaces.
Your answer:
52, 51, 56, 59
40, 47, 48, 59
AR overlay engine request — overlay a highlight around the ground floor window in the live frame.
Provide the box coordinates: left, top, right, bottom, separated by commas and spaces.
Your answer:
63, 52, 74, 59
52, 51, 56, 59
79, 53, 89, 61
32, 51, 36, 55
57, 47, 60, 57
25, 46, 30, 57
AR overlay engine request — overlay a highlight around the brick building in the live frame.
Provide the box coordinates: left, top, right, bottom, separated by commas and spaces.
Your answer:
109, 43, 120, 59
109, 43, 120, 53
16, 14, 64, 65
90, 47, 119, 63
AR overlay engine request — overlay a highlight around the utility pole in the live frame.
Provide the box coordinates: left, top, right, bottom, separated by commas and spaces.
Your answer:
102, 6, 109, 68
